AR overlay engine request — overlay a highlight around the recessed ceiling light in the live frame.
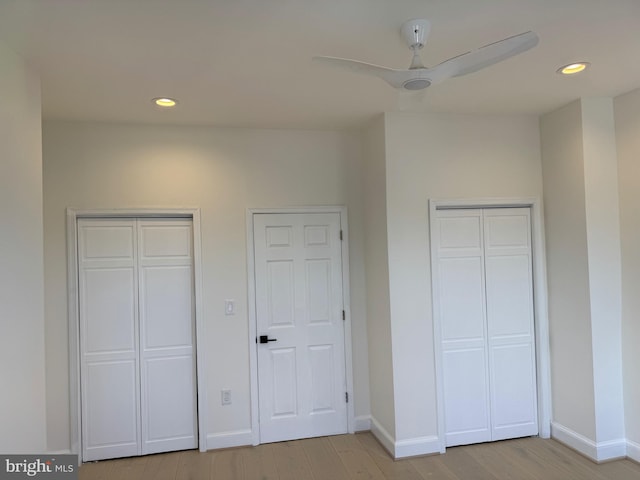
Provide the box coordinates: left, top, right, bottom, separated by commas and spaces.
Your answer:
557, 62, 590, 75
152, 97, 177, 107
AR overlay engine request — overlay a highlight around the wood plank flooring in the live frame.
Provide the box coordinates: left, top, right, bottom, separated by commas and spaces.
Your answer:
78, 433, 640, 480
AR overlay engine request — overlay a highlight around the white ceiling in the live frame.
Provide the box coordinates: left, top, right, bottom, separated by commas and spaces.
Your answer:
1, 0, 639, 129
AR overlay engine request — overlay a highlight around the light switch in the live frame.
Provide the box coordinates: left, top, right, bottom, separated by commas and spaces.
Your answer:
224, 300, 235, 315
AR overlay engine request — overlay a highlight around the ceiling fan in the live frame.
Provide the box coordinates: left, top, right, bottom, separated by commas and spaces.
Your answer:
314, 19, 539, 91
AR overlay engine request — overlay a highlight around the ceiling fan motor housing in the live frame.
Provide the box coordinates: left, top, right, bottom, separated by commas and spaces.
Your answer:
401, 19, 431, 49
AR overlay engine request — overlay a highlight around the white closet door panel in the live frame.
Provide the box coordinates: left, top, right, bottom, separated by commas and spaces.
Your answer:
483, 208, 538, 441
142, 356, 197, 454
439, 256, 486, 342
436, 210, 491, 447
82, 268, 136, 354
443, 348, 491, 446
437, 212, 482, 253
138, 219, 197, 454
485, 255, 533, 338
139, 262, 197, 454
490, 344, 538, 440
484, 210, 530, 254
78, 219, 140, 462
140, 265, 194, 349
82, 360, 139, 461
254, 213, 347, 443
80, 225, 135, 262
139, 224, 192, 259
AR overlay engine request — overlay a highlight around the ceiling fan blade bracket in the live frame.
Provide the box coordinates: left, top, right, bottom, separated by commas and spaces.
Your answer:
401, 19, 431, 49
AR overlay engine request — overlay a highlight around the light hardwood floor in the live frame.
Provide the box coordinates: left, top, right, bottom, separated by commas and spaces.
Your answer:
78, 433, 640, 480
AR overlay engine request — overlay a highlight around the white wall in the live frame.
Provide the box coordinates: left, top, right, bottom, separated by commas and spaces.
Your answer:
42, 121, 368, 452
383, 112, 543, 451
0, 42, 47, 452
540, 98, 626, 461
614, 88, 640, 460
540, 101, 597, 441
345, 127, 371, 428
361, 115, 395, 441
581, 99, 624, 447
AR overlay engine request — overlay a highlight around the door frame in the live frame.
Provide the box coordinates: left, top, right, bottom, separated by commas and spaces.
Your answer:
429, 197, 551, 453
246, 206, 355, 445
66, 208, 208, 463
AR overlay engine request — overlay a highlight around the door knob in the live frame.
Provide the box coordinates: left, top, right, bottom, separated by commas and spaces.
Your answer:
258, 335, 277, 344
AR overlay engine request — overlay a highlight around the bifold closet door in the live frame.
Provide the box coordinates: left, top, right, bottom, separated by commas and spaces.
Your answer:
79, 218, 197, 462
79, 219, 140, 461
435, 208, 538, 448
137, 219, 198, 455
483, 209, 538, 441
436, 210, 492, 447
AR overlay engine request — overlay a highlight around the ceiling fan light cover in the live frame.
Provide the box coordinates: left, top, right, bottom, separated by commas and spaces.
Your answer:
403, 78, 431, 90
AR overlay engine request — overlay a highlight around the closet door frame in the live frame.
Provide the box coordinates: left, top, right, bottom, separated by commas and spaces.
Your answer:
67, 208, 207, 464
429, 198, 551, 453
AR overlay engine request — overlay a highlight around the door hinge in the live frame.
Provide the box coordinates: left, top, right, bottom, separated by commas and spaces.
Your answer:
340, 230, 343, 241
345, 392, 349, 403
342, 310, 346, 321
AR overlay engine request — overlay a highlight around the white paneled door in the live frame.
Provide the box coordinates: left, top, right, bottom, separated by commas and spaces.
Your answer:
78, 218, 197, 462
253, 213, 348, 443
434, 208, 538, 447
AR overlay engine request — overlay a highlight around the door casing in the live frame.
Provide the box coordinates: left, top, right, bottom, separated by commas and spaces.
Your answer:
429, 197, 551, 453
246, 206, 355, 445
67, 208, 207, 464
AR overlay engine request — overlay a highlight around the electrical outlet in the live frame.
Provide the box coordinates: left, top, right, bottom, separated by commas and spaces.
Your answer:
221, 388, 232, 405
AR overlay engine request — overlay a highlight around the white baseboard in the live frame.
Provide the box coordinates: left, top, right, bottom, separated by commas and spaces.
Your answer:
47, 449, 72, 455
596, 439, 628, 462
627, 440, 640, 463
47, 449, 77, 466
354, 415, 371, 432
395, 435, 440, 458
206, 429, 253, 451
551, 422, 626, 462
370, 416, 440, 459
370, 416, 396, 456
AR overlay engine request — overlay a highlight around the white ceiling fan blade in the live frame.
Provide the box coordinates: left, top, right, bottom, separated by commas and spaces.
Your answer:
426, 31, 539, 84
313, 56, 409, 89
